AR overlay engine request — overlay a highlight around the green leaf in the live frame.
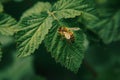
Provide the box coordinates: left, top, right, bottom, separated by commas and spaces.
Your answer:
0, 13, 17, 36
21, 2, 51, 18
16, 2, 53, 57
53, 0, 87, 10
0, 2, 3, 13
53, 9, 83, 19
44, 23, 88, 73
16, 14, 53, 57
87, 10, 120, 44
51, 0, 88, 19
78, 12, 99, 25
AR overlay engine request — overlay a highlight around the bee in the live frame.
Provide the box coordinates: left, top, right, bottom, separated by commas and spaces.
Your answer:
58, 27, 80, 42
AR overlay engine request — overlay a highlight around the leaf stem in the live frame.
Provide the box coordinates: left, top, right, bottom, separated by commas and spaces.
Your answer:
47, 10, 63, 26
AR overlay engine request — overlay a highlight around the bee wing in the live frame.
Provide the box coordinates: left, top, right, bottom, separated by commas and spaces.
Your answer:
63, 32, 71, 39
69, 27, 80, 31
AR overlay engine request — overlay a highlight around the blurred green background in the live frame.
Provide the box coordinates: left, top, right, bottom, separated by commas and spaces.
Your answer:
0, 0, 120, 80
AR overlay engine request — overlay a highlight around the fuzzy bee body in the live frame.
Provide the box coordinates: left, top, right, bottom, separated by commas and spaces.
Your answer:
58, 27, 80, 42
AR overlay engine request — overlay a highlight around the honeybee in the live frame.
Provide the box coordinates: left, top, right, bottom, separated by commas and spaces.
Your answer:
58, 27, 80, 42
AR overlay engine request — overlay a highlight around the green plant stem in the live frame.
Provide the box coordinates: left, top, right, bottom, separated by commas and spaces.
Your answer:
47, 10, 63, 26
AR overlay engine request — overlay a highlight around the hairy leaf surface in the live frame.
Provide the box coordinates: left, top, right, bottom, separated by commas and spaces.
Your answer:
16, 2, 53, 57
21, 2, 51, 18
44, 23, 88, 73
17, 15, 53, 57
0, 13, 17, 36
52, 0, 88, 19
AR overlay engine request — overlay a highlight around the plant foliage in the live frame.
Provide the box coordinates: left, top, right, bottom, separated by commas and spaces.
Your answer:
16, 2, 53, 57
0, 13, 17, 36
87, 10, 120, 43
44, 22, 88, 72
15, 0, 91, 72
0, 0, 120, 74
0, 2, 3, 13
